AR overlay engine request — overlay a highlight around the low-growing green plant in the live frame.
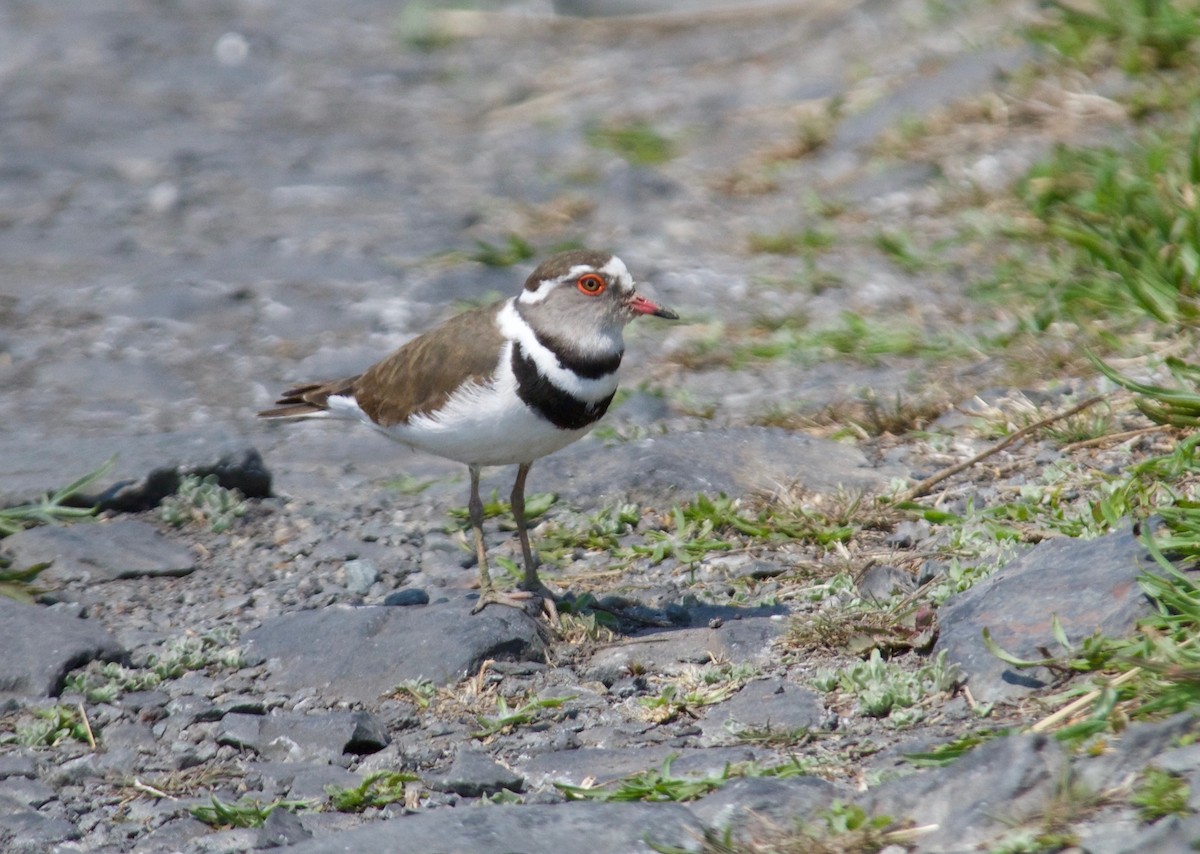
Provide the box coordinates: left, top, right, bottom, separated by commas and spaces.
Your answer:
472, 695, 574, 739
555, 596, 618, 644
190, 794, 311, 829
1094, 354, 1200, 428
1018, 126, 1200, 328
64, 661, 164, 704
639, 663, 756, 724
534, 503, 640, 565
903, 729, 1010, 767
151, 631, 245, 677
0, 456, 114, 536
726, 720, 812, 748
470, 234, 536, 267
327, 770, 418, 812
393, 677, 437, 709
813, 650, 962, 726
586, 120, 675, 166
64, 631, 244, 703
0, 557, 52, 604
558, 754, 730, 803
748, 226, 835, 256
1029, 0, 1200, 74
160, 474, 247, 533
7, 705, 94, 748
447, 489, 556, 528
874, 228, 932, 274
1131, 766, 1192, 822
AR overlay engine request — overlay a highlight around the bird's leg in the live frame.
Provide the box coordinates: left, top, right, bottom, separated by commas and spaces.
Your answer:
469, 463, 537, 615
510, 462, 539, 591
468, 464, 494, 595
511, 462, 558, 622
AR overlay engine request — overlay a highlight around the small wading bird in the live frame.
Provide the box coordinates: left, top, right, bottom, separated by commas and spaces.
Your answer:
259, 249, 678, 612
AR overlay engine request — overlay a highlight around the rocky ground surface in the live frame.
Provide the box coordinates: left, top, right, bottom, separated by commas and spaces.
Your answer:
2, 1, 1198, 852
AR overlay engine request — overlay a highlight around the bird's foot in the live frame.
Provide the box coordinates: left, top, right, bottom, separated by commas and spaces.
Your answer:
471, 587, 535, 614
472, 585, 559, 622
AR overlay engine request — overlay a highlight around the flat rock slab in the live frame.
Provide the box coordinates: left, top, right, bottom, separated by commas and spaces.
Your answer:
216, 709, 390, 763
540, 427, 907, 503
426, 747, 525, 797
865, 732, 1068, 853
0, 598, 126, 697
935, 525, 1161, 704
2, 519, 194, 585
0, 431, 270, 511
243, 596, 547, 702
691, 775, 846, 836
521, 745, 760, 789
284, 801, 705, 854
582, 612, 786, 685
698, 677, 823, 745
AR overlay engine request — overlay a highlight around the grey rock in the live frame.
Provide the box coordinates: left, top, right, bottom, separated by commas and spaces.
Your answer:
0, 776, 56, 809
427, 747, 524, 797
582, 616, 784, 688
283, 801, 705, 854
383, 588, 430, 606
216, 709, 390, 762
251, 762, 362, 803
1074, 812, 1200, 854
0, 432, 271, 511
0, 808, 81, 852
256, 805, 313, 849
884, 520, 929, 550
341, 559, 378, 595
522, 746, 759, 789
0, 753, 36, 780
243, 597, 546, 702
129, 816, 216, 854
935, 525, 1160, 703
856, 565, 915, 602
541, 428, 906, 505
0, 598, 126, 697
698, 678, 823, 745
691, 775, 845, 835
2, 519, 194, 585
1075, 712, 1200, 794
865, 732, 1068, 852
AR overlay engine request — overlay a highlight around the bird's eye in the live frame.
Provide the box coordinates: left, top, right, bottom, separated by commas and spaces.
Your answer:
577, 273, 606, 296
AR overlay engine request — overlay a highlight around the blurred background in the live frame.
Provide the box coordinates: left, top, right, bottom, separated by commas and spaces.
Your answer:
0, 0, 1113, 455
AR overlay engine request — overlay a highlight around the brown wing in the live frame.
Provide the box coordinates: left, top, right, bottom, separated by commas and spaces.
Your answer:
350, 302, 506, 427
258, 377, 359, 418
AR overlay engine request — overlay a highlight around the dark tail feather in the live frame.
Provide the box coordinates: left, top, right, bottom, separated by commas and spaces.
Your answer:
258, 378, 358, 419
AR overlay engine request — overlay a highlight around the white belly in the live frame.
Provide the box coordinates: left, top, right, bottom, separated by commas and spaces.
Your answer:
386, 398, 594, 465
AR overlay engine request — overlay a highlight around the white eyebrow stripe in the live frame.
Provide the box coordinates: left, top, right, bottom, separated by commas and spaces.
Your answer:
518, 262, 618, 304
518, 279, 557, 304
600, 255, 634, 294
496, 299, 620, 400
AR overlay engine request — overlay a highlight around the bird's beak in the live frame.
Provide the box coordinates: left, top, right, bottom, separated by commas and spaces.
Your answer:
627, 293, 679, 320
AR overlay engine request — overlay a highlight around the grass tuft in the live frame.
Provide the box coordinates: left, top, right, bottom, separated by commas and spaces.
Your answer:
586, 121, 676, 167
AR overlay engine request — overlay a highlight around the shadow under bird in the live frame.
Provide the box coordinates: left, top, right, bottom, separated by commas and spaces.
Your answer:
259, 249, 678, 612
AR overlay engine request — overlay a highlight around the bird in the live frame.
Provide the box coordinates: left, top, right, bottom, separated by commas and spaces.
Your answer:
259, 249, 678, 613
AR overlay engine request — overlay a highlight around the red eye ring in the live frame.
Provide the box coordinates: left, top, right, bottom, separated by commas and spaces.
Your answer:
577, 273, 606, 296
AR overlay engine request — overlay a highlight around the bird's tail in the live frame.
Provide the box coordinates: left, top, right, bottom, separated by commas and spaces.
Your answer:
258, 378, 358, 419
